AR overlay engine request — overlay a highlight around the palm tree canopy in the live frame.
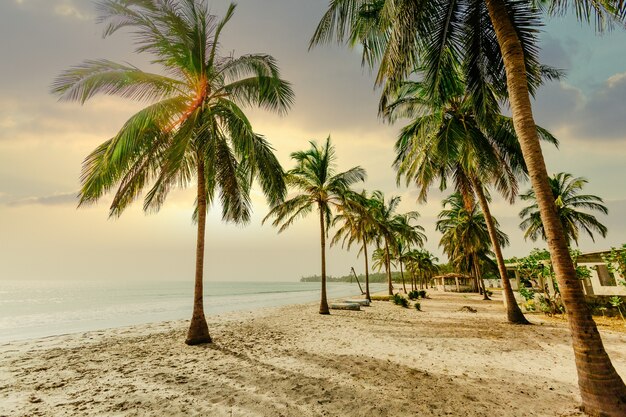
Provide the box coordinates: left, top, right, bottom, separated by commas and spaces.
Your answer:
437, 193, 508, 269
331, 190, 378, 253
52, 0, 294, 222
388, 67, 558, 204
311, 0, 576, 117
519, 172, 608, 245
263, 137, 366, 233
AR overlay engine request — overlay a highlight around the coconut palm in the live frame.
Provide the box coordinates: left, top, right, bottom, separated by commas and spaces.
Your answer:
52, 1, 293, 345
332, 190, 377, 301
519, 172, 608, 246
311, 1, 626, 411
369, 191, 424, 295
264, 137, 366, 314
388, 67, 557, 322
437, 193, 508, 299
407, 249, 440, 290
392, 213, 427, 293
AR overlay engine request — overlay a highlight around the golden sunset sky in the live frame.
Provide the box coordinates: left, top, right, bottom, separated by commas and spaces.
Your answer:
1, 0, 626, 282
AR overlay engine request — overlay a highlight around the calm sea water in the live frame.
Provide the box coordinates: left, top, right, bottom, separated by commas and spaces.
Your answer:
0, 280, 380, 343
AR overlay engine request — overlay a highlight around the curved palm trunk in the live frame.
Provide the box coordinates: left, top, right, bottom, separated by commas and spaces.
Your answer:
362, 236, 371, 302
400, 261, 407, 293
385, 240, 393, 295
319, 204, 330, 314
185, 159, 212, 345
472, 178, 527, 322
485, 0, 626, 413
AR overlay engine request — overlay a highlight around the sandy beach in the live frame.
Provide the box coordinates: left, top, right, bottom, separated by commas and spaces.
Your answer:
1, 291, 625, 417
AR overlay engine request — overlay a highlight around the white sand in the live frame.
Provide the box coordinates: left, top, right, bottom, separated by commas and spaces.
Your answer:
1, 291, 625, 417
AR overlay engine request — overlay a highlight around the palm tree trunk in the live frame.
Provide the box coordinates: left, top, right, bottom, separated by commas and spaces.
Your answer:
319, 203, 330, 314
400, 261, 407, 293
362, 237, 371, 302
485, 0, 626, 412
472, 178, 527, 322
474, 260, 490, 301
385, 240, 393, 295
185, 158, 212, 345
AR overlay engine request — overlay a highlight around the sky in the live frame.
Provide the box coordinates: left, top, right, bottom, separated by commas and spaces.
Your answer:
1, 0, 626, 283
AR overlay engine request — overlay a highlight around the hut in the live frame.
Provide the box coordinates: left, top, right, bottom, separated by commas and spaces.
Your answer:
433, 273, 474, 292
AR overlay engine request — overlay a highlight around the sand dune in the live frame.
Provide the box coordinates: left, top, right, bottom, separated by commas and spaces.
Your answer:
1, 291, 625, 416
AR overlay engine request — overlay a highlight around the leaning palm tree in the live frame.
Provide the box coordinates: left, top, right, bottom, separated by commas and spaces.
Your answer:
311, 1, 626, 411
388, 66, 556, 323
264, 137, 366, 314
332, 190, 377, 301
519, 172, 608, 246
52, 1, 294, 345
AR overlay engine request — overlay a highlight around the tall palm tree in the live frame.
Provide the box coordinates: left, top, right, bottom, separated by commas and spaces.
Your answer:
311, 2, 626, 411
437, 193, 508, 298
52, 1, 293, 345
520, 172, 608, 246
264, 137, 366, 314
407, 249, 439, 290
332, 190, 377, 301
388, 67, 556, 322
392, 213, 427, 293
370, 191, 424, 295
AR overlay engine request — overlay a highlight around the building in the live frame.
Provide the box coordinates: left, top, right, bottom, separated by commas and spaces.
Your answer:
504, 249, 626, 297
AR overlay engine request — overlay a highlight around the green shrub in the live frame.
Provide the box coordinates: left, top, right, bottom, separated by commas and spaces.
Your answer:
391, 293, 409, 308
414, 302, 421, 311
408, 290, 419, 300
418, 290, 427, 299
519, 287, 535, 302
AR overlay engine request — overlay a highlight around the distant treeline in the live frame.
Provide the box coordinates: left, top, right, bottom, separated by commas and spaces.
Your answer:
301, 271, 406, 283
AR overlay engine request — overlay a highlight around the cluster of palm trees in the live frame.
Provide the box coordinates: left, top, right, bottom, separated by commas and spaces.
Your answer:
264, 137, 431, 311
311, 0, 626, 413
53, 0, 625, 414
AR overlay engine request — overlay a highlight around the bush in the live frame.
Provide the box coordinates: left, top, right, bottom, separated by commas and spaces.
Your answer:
391, 293, 409, 308
418, 290, 427, 299
519, 287, 535, 302
408, 290, 419, 300
414, 302, 421, 311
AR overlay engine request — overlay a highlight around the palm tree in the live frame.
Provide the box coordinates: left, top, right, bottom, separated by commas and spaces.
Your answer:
311, 2, 626, 411
392, 213, 427, 293
437, 193, 508, 299
520, 172, 608, 246
370, 191, 424, 295
388, 67, 556, 322
332, 190, 377, 301
264, 137, 366, 314
52, 1, 293, 345
407, 249, 439, 290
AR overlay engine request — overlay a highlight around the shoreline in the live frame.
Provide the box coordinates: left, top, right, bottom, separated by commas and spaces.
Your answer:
0, 281, 377, 345
2, 291, 625, 416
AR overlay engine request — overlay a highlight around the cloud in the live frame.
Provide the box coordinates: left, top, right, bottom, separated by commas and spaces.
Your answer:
5, 191, 77, 207
533, 72, 626, 143
10, 0, 93, 20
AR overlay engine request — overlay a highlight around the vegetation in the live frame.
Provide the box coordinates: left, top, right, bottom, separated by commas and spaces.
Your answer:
519, 173, 608, 246
391, 293, 409, 308
311, 0, 626, 413
264, 137, 366, 314
602, 245, 626, 288
332, 190, 380, 301
53, 0, 293, 345
436, 193, 508, 301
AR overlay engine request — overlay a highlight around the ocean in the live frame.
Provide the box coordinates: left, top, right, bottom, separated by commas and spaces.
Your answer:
0, 280, 381, 343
